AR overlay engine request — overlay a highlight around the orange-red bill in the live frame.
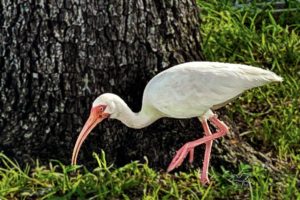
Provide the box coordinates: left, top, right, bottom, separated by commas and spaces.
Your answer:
71, 108, 105, 165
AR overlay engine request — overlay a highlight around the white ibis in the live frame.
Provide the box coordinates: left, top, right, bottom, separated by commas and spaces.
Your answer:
71, 61, 282, 184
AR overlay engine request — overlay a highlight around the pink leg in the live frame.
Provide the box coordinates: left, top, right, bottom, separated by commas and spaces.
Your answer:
167, 115, 229, 184
200, 118, 212, 184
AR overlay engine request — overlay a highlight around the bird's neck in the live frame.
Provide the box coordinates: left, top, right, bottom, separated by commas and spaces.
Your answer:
117, 102, 161, 129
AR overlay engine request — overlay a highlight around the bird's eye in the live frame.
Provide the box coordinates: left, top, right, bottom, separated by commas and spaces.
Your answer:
99, 106, 106, 112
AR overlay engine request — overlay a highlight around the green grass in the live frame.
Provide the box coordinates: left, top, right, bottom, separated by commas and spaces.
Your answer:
0, 152, 299, 199
1, 1, 300, 199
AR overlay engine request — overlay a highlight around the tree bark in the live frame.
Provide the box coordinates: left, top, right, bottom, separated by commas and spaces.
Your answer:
0, 0, 205, 168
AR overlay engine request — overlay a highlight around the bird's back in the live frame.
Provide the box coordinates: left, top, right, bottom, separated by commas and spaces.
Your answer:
143, 62, 282, 118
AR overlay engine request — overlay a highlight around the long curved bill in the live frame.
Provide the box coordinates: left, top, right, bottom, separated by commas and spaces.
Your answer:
71, 109, 105, 165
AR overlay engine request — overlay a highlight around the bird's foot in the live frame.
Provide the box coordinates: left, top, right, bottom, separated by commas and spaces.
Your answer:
167, 143, 194, 172
200, 175, 210, 185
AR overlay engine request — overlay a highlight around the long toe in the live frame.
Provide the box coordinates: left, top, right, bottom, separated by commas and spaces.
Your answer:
167, 163, 175, 172
167, 157, 181, 172
167, 153, 185, 172
167, 145, 190, 172
200, 176, 210, 185
188, 148, 194, 164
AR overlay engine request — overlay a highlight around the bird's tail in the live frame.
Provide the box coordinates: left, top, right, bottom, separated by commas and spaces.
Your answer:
263, 71, 283, 82
238, 65, 283, 89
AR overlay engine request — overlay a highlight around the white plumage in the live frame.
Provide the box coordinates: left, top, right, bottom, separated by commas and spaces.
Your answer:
143, 61, 282, 118
72, 61, 282, 184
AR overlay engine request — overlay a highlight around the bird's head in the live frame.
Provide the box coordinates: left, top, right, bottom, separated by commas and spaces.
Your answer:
71, 93, 122, 165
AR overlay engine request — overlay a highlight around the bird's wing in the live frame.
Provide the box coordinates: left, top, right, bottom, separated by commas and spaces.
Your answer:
143, 62, 281, 118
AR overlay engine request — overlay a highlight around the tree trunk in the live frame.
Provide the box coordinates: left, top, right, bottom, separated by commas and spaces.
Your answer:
0, 0, 280, 173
